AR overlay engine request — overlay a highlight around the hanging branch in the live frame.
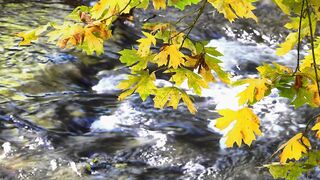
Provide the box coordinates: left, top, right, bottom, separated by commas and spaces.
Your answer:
179, 0, 207, 49
100, 0, 134, 22
304, 113, 320, 134
301, 0, 320, 137
293, 0, 305, 75
305, 0, 320, 97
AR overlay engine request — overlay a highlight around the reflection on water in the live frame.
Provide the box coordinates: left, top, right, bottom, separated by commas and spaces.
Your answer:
0, 0, 318, 179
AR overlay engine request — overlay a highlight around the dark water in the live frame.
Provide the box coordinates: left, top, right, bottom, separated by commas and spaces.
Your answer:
0, 0, 318, 179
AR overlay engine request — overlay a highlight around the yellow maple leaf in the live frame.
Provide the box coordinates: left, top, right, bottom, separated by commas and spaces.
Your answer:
137, 32, 156, 57
208, 0, 257, 22
57, 24, 85, 49
91, 0, 131, 20
17, 30, 38, 46
215, 108, 262, 147
153, 0, 166, 10
166, 68, 208, 95
154, 44, 185, 69
277, 133, 311, 164
82, 27, 105, 55
276, 33, 297, 56
307, 83, 320, 106
200, 68, 216, 82
143, 23, 170, 34
311, 118, 320, 138
234, 78, 270, 105
17, 24, 50, 46
273, 0, 290, 15
300, 39, 320, 70
153, 87, 196, 114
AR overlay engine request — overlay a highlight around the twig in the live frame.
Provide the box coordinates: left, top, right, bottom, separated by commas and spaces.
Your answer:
179, 0, 207, 49
143, 14, 157, 23
100, 0, 134, 22
169, 26, 192, 41
304, 113, 320, 135
293, 0, 305, 75
173, 6, 203, 25
167, 4, 204, 43
305, 0, 320, 96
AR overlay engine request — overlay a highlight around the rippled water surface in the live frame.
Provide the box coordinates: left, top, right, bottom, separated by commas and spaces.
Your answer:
0, 0, 318, 179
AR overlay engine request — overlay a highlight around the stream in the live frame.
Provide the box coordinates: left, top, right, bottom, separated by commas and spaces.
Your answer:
0, 0, 319, 179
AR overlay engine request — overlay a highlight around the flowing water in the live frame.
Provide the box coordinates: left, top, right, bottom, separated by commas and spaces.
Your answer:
0, 0, 318, 179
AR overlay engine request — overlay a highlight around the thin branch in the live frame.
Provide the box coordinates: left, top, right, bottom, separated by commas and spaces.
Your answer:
143, 14, 157, 23
179, 0, 207, 49
293, 0, 305, 75
169, 26, 192, 40
304, 113, 320, 135
100, 0, 134, 22
306, 0, 320, 96
167, 3, 205, 43
173, 6, 203, 25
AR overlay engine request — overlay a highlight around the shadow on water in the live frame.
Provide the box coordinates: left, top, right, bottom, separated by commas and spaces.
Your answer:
0, 0, 319, 179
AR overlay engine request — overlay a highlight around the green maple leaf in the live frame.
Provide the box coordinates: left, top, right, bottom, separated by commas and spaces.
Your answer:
168, 0, 201, 10
117, 70, 157, 101
165, 67, 208, 96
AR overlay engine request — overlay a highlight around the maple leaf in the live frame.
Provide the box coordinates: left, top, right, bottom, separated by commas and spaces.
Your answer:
166, 68, 208, 95
117, 70, 157, 101
66, 6, 91, 22
273, 0, 291, 15
59, 25, 85, 49
205, 54, 230, 84
311, 118, 320, 138
185, 55, 217, 83
153, 0, 166, 10
215, 108, 262, 147
82, 26, 109, 55
91, 0, 131, 20
208, 0, 257, 22
91, 0, 109, 19
154, 44, 185, 69
153, 87, 196, 114
46, 23, 86, 49
301, 38, 320, 70
137, 32, 156, 57
119, 48, 155, 70
47, 22, 111, 55
257, 62, 292, 80
168, 0, 201, 10
277, 133, 311, 164
185, 42, 229, 84
143, 23, 170, 34
17, 24, 50, 45
307, 83, 320, 106
234, 78, 270, 105
119, 48, 139, 66
276, 15, 316, 56
276, 33, 298, 56
199, 68, 215, 82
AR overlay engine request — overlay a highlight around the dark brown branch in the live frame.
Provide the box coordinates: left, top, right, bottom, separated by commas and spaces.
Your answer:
293, 0, 305, 75
306, 0, 320, 97
179, 0, 207, 49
